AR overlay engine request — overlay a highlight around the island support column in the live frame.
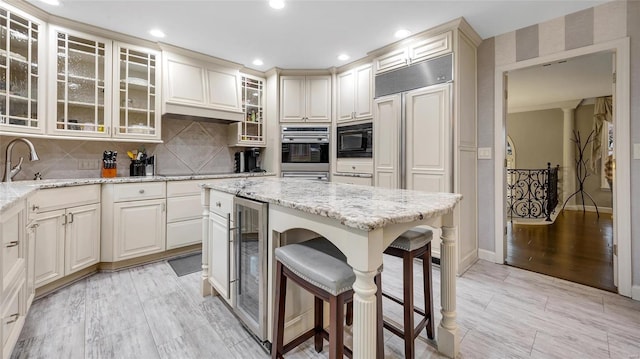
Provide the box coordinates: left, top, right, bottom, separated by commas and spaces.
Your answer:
352, 269, 379, 359
438, 220, 459, 358
201, 188, 211, 296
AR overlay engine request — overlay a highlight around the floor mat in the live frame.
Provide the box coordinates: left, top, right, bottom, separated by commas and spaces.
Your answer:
168, 252, 202, 277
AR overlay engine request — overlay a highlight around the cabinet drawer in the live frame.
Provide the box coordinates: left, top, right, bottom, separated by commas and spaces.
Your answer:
2, 276, 25, 355
332, 175, 372, 186
1, 204, 25, 292
336, 160, 373, 174
167, 195, 202, 222
209, 190, 234, 217
28, 185, 100, 219
113, 182, 166, 202
167, 180, 207, 197
167, 219, 202, 249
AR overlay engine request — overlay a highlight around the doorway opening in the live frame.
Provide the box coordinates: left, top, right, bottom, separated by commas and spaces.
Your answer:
493, 38, 632, 297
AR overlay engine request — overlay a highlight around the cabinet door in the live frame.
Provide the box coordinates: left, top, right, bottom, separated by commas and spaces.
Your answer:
405, 85, 451, 193
113, 43, 161, 140
337, 71, 355, 122
206, 67, 241, 111
113, 199, 165, 261
208, 213, 232, 303
354, 65, 373, 119
280, 76, 305, 122
373, 94, 401, 189
65, 203, 100, 275
374, 48, 408, 74
409, 31, 452, 64
305, 76, 331, 122
34, 210, 65, 288
49, 26, 112, 138
0, 4, 46, 135
26, 222, 36, 309
165, 56, 206, 105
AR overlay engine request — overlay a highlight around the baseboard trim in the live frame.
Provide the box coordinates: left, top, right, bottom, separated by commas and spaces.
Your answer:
478, 249, 495, 262
632, 285, 640, 301
563, 205, 613, 214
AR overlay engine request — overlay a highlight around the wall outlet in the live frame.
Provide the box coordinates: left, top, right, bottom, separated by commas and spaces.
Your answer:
634, 143, 640, 160
478, 147, 492, 160
78, 159, 100, 170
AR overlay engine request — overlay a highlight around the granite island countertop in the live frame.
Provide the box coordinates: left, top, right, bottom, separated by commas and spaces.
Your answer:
204, 177, 462, 231
0, 172, 275, 212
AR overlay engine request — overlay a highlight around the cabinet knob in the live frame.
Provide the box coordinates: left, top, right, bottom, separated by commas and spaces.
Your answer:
139, 189, 145, 194
5, 241, 19, 248
32, 205, 39, 211
352, 166, 356, 170
216, 201, 222, 207
5, 313, 19, 324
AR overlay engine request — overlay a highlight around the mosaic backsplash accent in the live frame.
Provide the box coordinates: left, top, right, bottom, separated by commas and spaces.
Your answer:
0, 117, 237, 180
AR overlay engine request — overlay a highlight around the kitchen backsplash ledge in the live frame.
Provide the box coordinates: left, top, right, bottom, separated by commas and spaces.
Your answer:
0, 117, 236, 180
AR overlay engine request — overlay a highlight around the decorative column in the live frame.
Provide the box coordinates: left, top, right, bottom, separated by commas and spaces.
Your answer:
438, 225, 459, 358
562, 108, 576, 206
352, 269, 378, 359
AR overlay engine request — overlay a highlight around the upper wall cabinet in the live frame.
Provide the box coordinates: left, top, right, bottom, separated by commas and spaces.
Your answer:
48, 26, 162, 141
49, 26, 112, 138
280, 75, 331, 122
337, 64, 372, 123
228, 74, 266, 147
113, 42, 161, 141
162, 51, 243, 122
0, 4, 46, 136
374, 31, 452, 74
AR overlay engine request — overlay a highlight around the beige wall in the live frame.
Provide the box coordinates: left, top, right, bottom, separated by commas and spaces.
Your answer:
507, 109, 563, 169
0, 117, 237, 180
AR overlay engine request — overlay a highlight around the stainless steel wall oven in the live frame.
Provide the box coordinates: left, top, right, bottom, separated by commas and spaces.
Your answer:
281, 125, 330, 180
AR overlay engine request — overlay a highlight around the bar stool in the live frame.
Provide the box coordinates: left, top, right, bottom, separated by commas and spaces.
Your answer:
381, 227, 434, 359
271, 237, 383, 359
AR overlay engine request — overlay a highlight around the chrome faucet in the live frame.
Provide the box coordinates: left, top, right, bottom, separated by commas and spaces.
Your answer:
3, 138, 40, 182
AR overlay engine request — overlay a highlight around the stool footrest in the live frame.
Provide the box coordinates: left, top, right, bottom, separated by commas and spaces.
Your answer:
383, 316, 432, 341
282, 328, 316, 355
381, 291, 428, 317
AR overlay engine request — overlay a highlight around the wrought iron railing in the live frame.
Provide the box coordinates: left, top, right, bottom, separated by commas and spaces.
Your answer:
507, 163, 560, 221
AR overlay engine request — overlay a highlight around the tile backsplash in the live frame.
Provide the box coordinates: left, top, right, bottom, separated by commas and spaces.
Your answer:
0, 117, 237, 181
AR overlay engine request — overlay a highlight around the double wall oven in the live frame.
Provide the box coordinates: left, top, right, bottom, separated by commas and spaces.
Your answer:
281, 125, 330, 180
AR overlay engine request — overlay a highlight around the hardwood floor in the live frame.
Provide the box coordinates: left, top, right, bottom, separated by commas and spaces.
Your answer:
12, 255, 640, 358
506, 210, 615, 292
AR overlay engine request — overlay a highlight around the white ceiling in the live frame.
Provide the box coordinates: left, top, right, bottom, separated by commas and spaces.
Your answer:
508, 51, 613, 113
26, 0, 609, 71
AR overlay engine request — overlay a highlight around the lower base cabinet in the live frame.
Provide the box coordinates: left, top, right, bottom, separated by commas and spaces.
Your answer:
113, 199, 166, 260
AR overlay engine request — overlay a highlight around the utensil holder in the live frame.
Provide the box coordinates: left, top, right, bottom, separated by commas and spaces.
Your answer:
129, 160, 146, 176
101, 166, 116, 178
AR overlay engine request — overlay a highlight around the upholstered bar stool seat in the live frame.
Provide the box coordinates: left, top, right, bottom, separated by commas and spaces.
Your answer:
381, 227, 435, 359
271, 237, 383, 359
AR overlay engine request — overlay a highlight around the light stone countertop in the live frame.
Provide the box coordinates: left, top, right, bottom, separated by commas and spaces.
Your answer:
0, 172, 275, 212
204, 177, 462, 231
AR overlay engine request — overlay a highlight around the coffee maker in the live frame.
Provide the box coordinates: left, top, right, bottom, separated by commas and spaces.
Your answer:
234, 148, 262, 173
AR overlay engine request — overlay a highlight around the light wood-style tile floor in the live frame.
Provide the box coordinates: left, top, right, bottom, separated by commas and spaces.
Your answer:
12, 257, 640, 359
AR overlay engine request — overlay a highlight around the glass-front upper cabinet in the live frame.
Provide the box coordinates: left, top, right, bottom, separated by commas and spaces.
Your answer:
229, 74, 265, 147
0, 4, 45, 135
113, 43, 160, 141
49, 26, 112, 138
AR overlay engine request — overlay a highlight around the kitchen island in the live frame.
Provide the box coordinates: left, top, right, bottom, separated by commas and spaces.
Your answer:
202, 177, 462, 358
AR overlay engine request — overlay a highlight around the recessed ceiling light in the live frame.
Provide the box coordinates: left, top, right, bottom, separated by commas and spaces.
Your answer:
149, 29, 165, 38
337, 54, 350, 61
39, 0, 60, 5
252, 59, 264, 66
269, 0, 285, 9
394, 29, 411, 39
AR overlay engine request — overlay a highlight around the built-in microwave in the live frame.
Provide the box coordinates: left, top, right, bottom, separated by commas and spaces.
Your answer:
336, 123, 372, 158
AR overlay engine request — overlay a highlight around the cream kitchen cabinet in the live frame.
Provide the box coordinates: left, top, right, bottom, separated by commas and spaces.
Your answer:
373, 31, 452, 74
228, 74, 266, 147
280, 76, 331, 122
166, 180, 206, 250
335, 158, 373, 174
205, 190, 235, 305
337, 64, 372, 122
28, 185, 101, 288
101, 182, 166, 262
162, 50, 243, 122
0, 3, 46, 137
331, 175, 372, 186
